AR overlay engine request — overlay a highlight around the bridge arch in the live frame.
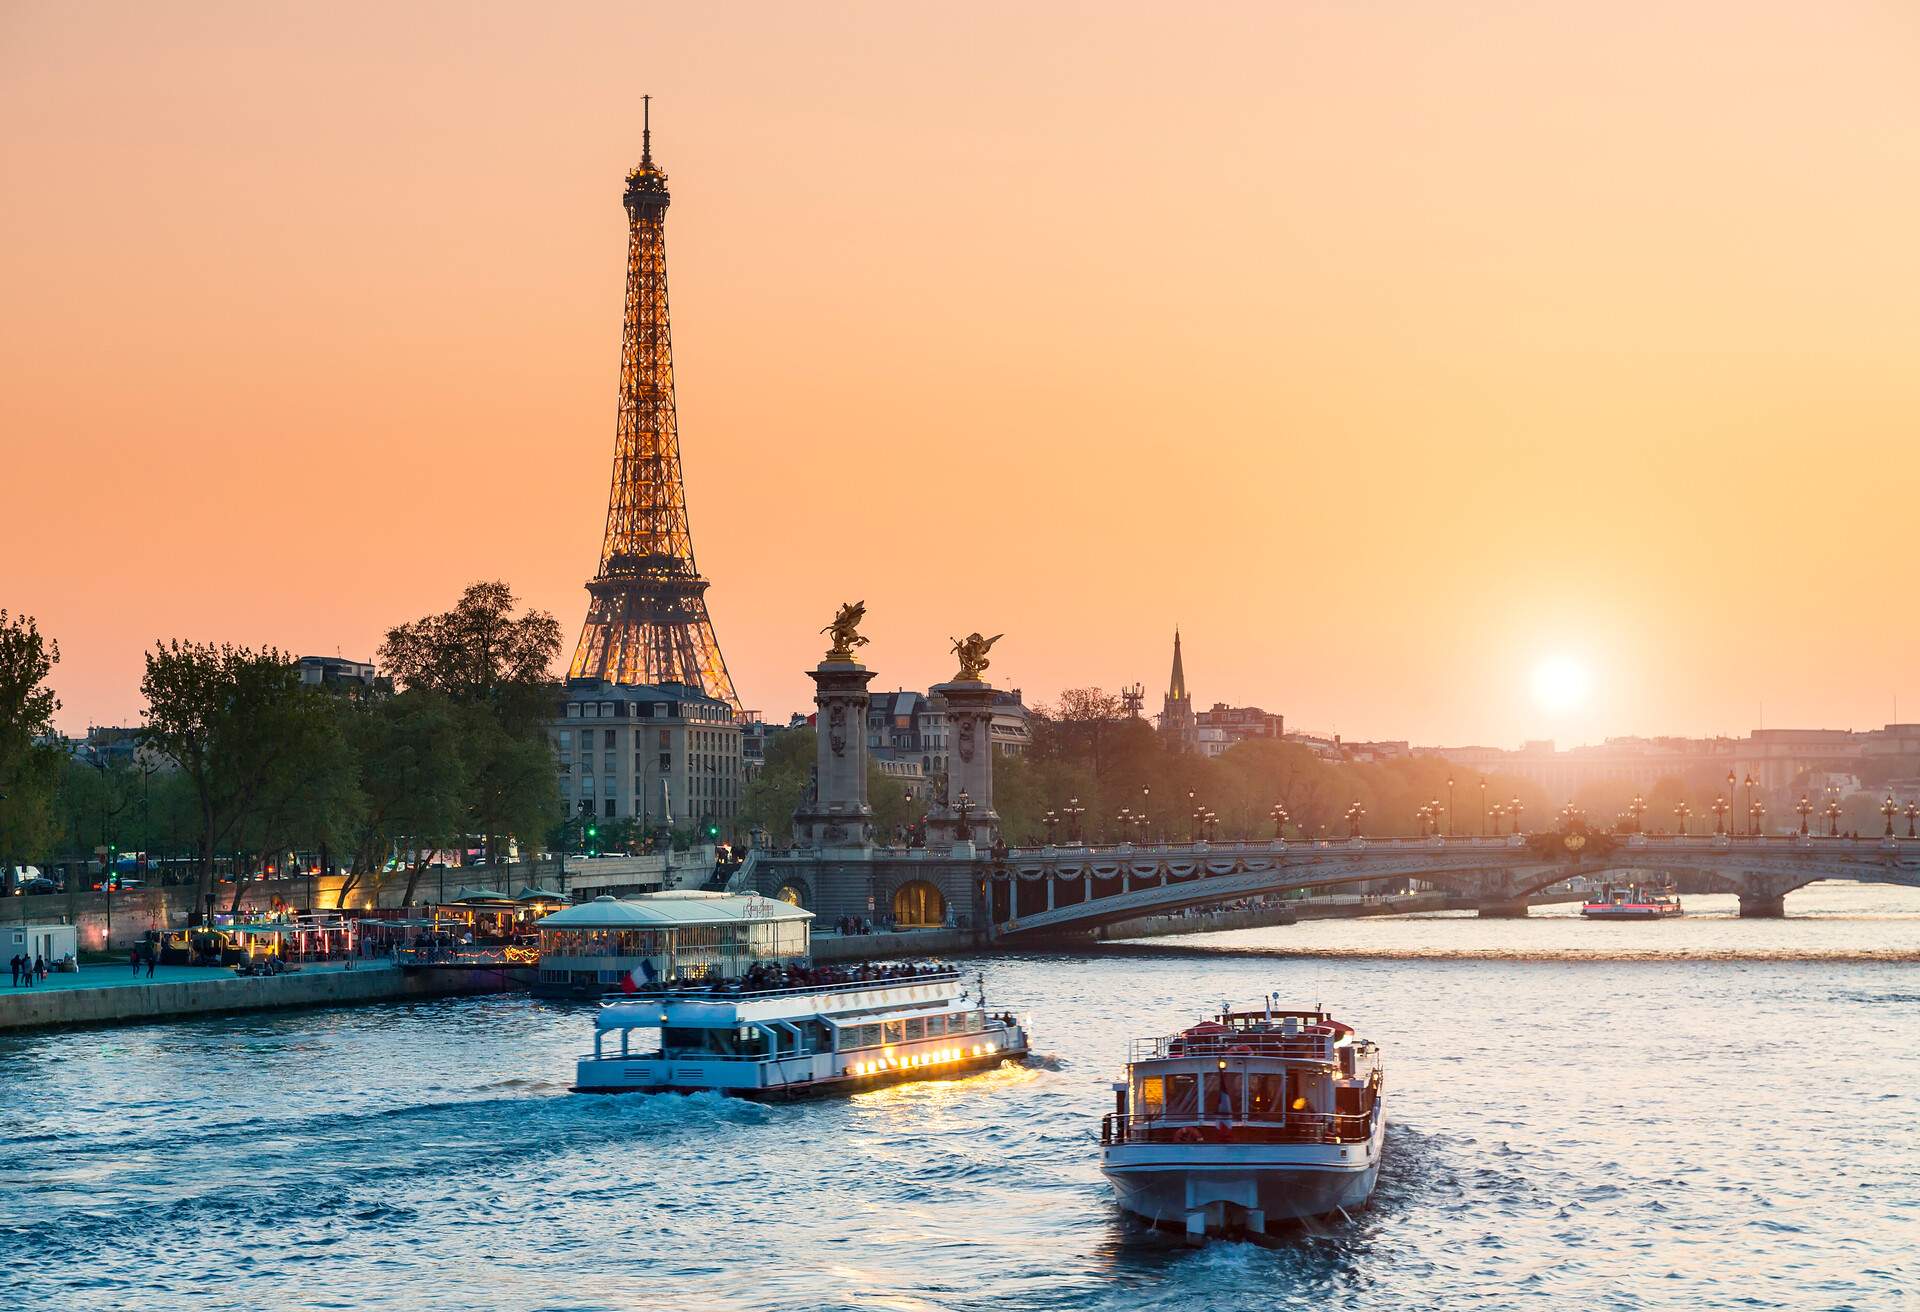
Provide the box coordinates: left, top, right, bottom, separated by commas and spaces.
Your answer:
892, 880, 946, 928
773, 878, 811, 909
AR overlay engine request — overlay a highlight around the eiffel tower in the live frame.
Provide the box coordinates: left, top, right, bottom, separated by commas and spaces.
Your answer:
568, 99, 742, 712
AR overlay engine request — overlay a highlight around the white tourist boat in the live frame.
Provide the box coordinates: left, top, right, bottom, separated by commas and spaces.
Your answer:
1100, 1002, 1385, 1240
561, 892, 1028, 1098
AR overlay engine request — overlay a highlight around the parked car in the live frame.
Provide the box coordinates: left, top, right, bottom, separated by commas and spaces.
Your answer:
14, 877, 58, 895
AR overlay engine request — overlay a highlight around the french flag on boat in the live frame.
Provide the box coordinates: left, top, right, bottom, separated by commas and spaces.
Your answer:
618, 958, 658, 994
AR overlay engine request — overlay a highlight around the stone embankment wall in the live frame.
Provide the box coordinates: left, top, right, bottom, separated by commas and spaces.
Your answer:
0, 965, 513, 1033
813, 928, 986, 962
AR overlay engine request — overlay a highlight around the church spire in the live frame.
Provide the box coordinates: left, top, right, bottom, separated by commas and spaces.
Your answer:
1167, 628, 1188, 703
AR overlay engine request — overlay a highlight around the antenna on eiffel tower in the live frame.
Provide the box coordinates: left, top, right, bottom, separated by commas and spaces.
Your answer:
641, 93, 652, 166
1121, 683, 1145, 718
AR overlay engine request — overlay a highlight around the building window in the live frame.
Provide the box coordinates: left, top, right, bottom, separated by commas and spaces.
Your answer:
603, 799, 615, 818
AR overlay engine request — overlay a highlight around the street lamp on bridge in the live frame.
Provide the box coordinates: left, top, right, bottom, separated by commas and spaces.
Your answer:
1139, 785, 1151, 842
1510, 798, 1523, 835
1115, 806, 1135, 844
1907, 802, 1918, 840
1345, 801, 1365, 839
1204, 809, 1220, 842
1268, 803, 1289, 839
1447, 777, 1455, 837
1742, 773, 1757, 837
1881, 793, 1898, 838
1043, 810, 1059, 844
1674, 801, 1692, 835
1750, 801, 1766, 836
1479, 777, 1487, 836
1628, 794, 1647, 833
1712, 795, 1728, 835
1825, 797, 1842, 837
1416, 805, 1432, 838
1726, 770, 1737, 834
1063, 796, 1085, 844
1796, 795, 1813, 836
1489, 802, 1507, 836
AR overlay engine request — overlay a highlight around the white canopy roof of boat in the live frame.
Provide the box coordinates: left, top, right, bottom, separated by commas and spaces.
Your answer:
538, 892, 813, 930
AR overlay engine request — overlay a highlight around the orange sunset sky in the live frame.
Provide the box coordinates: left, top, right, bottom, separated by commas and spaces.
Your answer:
3, 2, 1917, 747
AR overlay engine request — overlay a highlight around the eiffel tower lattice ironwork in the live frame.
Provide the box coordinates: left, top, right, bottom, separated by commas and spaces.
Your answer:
568, 99, 742, 712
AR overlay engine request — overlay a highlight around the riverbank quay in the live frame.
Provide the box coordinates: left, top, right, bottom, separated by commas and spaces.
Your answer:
812, 927, 983, 961
0, 961, 520, 1033
1094, 893, 1444, 940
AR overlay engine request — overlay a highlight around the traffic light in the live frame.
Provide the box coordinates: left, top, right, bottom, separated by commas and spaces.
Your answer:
705, 822, 719, 839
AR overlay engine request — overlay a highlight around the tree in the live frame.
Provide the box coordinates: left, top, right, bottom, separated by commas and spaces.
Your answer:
0, 611, 63, 889
139, 642, 311, 906
226, 687, 363, 913
378, 580, 561, 728
337, 690, 470, 908
379, 582, 563, 864
741, 728, 814, 845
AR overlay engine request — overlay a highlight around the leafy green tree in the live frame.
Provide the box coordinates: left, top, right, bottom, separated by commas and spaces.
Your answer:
227, 687, 363, 913
0, 611, 63, 887
866, 760, 921, 840
140, 641, 317, 905
741, 728, 814, 844
332, 691, 470, 907
378, 582, 562, 865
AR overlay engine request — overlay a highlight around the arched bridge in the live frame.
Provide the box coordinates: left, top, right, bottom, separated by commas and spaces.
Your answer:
985, 833, 1920, 938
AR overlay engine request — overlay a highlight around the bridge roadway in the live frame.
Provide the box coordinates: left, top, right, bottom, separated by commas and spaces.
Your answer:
985, 833, 1920, 937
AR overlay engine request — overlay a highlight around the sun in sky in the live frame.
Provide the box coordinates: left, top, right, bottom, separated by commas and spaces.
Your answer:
1530, 655, 1593, 715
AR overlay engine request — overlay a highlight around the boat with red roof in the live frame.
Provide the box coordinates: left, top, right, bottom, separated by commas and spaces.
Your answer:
1099, 999, 1385, 1240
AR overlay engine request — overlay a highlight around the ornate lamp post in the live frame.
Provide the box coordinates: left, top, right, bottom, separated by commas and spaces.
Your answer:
1479, 777, 1487, 836
1345, 802, 1365, 839
1628, 794, 1647, 833
1268, 803, 1289, 839
1431, 798, 1444, 839
1205, 809, 1220, 842
1674, 801, 1692, 835
1510, 798, 1523, 835
1042, 809, 1059, 844
1446, 777, 1455, 837
1489, 802, 1506, 835
1795, 795, 1813, 836
1726, 770, 1737, 834
1064, 796, 1085, 844
1742, 773, 1757, 837
1906, 802, 1918, 839
1825, 797, 1841, 837
1415, 806, 1429, 838
955, 789, 975, 842
1191, 803, 1207, 842
1139, 785, 1151, 843
1881, 793, 1898, 838
1751, 801, 1766, 836
1115, 806, 1134, 844
1711, 795, 1728, 835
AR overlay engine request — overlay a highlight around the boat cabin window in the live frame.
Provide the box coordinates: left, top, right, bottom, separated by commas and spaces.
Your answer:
925, 1014, 947, 1036
1164, 1073, 1198, 1120
662, 1026, 765, 1057
883, 1021, 905, 1044
1203, 1071, 1243, 1120
904, 1018, 925, 1040
1249, 1073, 1285, 1119
1286, 1070, 1315, 1114
1338, 1048, 1356, 1078
843, 1023, 884, 1049
1139, 1075, 1165, 1119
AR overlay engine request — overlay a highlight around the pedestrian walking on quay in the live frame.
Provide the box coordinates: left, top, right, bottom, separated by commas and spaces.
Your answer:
8, 954, 19, 987
130, 945, 142, 976
146, 949, 157, 978
35, 954, 47, 984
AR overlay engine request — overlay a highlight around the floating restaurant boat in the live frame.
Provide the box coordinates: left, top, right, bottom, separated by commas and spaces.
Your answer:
560, 892, 1029, 1098
1099, 1001, 1385, 1240
1580, 884, 1684, 920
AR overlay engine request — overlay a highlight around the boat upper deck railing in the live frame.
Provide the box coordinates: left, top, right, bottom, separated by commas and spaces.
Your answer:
605, 966, 963, 1005
1129, 1032, 1337, 1064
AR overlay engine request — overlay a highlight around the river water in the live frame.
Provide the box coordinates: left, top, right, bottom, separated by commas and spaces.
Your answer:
3, 882, 1916, 1311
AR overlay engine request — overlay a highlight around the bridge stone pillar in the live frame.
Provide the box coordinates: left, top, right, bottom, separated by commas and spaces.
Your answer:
1477, 898, 1530, 918
793, 656, 876, 855
1737, 891, 1786, 918
927, 678, 998, 849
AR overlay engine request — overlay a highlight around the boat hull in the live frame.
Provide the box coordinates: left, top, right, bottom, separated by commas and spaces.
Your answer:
1580, 906, 1683, 919
1101, 1114, 1385, 1234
